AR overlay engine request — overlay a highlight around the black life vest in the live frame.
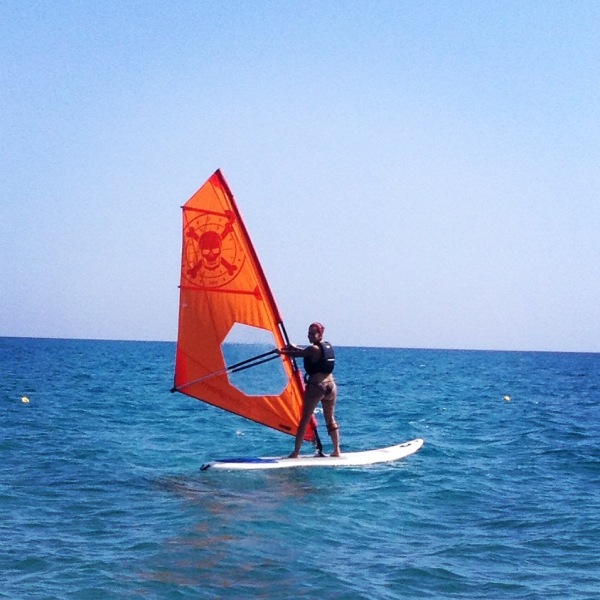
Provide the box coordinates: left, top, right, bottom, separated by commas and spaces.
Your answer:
303, 341, 335, 376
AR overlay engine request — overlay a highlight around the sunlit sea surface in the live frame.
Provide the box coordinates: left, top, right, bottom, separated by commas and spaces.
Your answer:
2, 337, 599, 599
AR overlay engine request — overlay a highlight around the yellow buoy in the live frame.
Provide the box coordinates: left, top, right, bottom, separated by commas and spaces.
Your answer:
21, 396, 30, 403
503, 395, 511, 402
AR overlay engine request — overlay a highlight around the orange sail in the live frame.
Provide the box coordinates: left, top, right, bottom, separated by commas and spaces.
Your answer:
172, 170, 316, 442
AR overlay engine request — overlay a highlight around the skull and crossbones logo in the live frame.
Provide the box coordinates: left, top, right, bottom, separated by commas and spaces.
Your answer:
184, 210, 244, 287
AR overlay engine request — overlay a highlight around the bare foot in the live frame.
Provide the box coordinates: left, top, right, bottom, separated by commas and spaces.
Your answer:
288, 452, 299, 458
330, 451, 341, 457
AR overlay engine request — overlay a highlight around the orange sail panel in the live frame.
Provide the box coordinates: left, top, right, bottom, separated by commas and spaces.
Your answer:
173, 170, 313, 440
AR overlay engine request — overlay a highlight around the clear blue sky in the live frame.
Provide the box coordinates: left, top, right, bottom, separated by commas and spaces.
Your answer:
2, 1, 599, 352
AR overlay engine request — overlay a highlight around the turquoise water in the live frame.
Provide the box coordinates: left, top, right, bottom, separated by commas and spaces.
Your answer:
2, 337, 599, 599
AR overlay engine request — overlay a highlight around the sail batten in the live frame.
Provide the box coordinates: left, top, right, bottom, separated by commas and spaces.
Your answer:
173, 170, 314, 441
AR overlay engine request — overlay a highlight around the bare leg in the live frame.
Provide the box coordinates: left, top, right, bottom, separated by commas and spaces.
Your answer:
322, 387, 341, 456
289, 387, 321, 458
328, 426, 341, 457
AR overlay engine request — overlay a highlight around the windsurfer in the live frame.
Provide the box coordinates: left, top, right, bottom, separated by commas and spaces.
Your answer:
278, 322, 341, 458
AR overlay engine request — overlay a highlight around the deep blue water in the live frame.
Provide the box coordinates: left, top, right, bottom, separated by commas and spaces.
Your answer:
2, 337, 599, 599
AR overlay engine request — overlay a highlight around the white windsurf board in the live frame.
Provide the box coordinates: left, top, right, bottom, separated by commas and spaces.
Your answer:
200, 438, 424, 471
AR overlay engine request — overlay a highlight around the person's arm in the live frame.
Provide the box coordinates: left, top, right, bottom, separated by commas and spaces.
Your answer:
278, 344, 319, 360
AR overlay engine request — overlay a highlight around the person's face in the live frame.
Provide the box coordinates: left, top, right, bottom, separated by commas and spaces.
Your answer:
307, 326, 322, 343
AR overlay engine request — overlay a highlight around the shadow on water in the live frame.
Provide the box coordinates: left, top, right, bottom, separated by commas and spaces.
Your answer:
137, 469, 348, 597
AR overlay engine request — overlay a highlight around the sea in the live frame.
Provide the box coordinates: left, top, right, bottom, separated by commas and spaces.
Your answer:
2, 337, 599, 599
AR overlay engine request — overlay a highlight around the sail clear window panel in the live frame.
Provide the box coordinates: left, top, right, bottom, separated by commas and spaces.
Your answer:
221, 323, 288, 396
